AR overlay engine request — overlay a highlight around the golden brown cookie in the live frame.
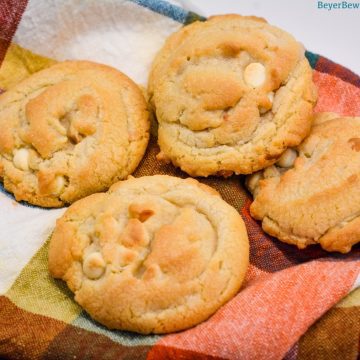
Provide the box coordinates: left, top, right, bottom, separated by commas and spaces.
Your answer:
148, 14, 317, 177
0, 61, 149, 207
48, 175, 249, 334
246, 113, 360, 253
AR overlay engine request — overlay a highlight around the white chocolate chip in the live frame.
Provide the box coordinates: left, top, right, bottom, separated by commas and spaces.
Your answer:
13, 148, 29, 171
267, 92, 275, 103
246, 172, 263, 194
53, 175, 66, 195
83, 252, 106, 279
276, 148, 298, 168
244, 63, 266, 88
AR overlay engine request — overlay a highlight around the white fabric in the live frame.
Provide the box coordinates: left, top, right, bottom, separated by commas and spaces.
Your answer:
0, 192, 65, 293
14, 0, 183, 85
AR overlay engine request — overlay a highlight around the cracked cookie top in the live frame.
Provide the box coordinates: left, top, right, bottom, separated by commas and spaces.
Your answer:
0, 61, 149, 207
148, 14, 317, 177
246, 113, 360, 253
48, 175, 249, 334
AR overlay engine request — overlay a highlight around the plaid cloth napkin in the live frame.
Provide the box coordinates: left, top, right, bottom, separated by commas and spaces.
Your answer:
0, 1, 359, 359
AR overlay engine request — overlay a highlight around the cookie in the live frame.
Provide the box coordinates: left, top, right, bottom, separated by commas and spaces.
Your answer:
246, 113, 360, 253
0, 61, 149, 207
148, 15, 317, 177
48, 175, 249, 334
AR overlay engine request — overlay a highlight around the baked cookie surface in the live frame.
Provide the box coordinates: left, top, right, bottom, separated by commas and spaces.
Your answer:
0, 61, 149, 207
247, 113, 360, 253
149, 15, 317, 177
48, 175, 249, 334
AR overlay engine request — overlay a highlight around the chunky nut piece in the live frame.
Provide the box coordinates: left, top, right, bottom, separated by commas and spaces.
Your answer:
244, 63, 266, 88
120, 218, 150, 247
156, 151, 171, 164
53, 175, 66, 195
259, 92, 275, 114
28, 150, 41, 170
246, 171, 263, 195
129, 203, 155, 222
276, 148, 298, 168
263, 165, 280, 178
142, 264, 163, 281
119, 248, 137, 266
217, 170, 234, 178
83, 252, 106, 279
13, 148, 29, 171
